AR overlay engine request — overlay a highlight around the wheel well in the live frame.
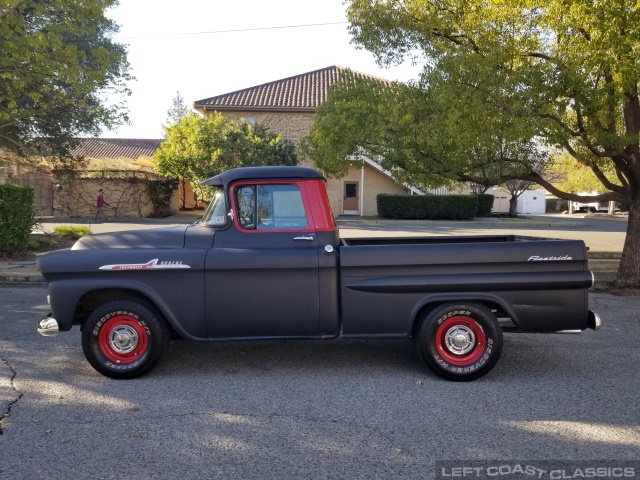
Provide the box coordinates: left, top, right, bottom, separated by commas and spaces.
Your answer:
410, 299, 506, 337
74, 289, 161, 328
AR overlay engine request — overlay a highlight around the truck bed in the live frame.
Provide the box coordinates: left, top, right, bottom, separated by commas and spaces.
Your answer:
338, 235, 591, 336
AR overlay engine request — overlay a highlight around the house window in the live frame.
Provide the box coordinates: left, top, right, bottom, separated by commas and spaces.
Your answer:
243, 117, 256, 126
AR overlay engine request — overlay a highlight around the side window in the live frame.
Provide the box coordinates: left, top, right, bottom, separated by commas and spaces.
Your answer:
235, 184, 308, 230
237, 186, 256, 229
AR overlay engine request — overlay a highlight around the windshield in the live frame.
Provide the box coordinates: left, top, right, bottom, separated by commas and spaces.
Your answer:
199, 187, 228, 227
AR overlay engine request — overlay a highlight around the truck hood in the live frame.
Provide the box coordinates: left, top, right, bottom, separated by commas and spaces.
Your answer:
71, 226, 189, 250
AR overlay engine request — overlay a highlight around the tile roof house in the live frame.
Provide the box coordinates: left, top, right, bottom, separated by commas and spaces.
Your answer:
195, 66, 392, 112
68, 138, 163, 161
66, 138, 163, 169
194, 66, 414, 216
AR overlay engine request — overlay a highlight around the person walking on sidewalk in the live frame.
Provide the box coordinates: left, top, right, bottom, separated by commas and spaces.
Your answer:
95, 188, 110, 221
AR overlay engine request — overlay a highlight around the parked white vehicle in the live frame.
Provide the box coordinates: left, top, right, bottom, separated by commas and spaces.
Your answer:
572, 192, 619, 212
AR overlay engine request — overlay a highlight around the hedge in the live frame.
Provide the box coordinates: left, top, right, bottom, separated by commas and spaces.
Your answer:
0, 184, 34, 252
475, 194, 494, 217
377, 194, 478, 220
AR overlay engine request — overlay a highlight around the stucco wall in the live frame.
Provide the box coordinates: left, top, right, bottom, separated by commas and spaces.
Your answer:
325, 163, 409, 217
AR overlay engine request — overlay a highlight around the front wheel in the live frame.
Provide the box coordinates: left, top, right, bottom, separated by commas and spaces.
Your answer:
416, 303, 503, 381
81, 298, 169, 379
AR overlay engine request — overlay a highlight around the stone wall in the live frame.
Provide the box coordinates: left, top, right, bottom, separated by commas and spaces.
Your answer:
223, 112, 316, 147
53, 174, 178, 218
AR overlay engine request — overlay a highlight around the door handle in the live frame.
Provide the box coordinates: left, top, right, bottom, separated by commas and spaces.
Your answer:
293, 235, 314, 241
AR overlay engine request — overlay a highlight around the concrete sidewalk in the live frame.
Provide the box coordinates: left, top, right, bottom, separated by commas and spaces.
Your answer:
1, 212, 201, 283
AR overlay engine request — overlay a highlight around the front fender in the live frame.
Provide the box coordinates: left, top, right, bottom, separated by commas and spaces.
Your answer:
48, 277, 207, 340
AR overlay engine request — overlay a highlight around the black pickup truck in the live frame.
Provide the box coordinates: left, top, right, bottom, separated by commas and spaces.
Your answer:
37, 166, 601, 381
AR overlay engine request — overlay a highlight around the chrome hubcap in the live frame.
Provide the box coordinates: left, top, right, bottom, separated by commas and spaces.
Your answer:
444, 325, 476, 355
109, 325, 139, 354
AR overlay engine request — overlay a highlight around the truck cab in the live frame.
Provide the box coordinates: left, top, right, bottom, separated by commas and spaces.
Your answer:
198, 167, 341, 339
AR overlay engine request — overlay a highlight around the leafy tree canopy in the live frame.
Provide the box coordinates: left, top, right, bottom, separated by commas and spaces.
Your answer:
303, 72, 549, 196
0, 0, 132, 167
154, 112, 299, 200
315, 0, 640, 286
550, 151, 621, 195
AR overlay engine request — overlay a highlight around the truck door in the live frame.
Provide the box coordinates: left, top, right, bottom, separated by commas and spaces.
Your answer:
204, 182, 321, 338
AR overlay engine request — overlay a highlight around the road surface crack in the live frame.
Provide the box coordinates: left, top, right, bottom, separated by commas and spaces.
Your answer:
0, 357, 23, 434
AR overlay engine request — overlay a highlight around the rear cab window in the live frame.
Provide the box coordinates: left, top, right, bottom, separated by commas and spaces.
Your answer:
233, 183, 312, 231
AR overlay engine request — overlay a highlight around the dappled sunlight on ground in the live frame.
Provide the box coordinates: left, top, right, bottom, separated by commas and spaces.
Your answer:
502, 420, 640, 447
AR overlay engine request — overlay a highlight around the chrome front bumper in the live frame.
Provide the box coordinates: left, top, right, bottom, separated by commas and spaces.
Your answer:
38, 315, 59, 337
587, 311, 602, 331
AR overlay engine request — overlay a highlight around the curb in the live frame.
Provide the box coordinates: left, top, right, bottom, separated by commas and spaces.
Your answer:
0, 274, 44, 283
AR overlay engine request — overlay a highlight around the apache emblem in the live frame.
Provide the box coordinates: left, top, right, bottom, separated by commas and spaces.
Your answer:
99, 259, 191, 271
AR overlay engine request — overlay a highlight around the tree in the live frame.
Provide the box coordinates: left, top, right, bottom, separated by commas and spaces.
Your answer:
502, 180, 534, 217
303, 72, 549, 215
163, 91, 189, 130
154, 112, 299, 202
162, 91, 191, 208
338, 0, 640, 287
0, 0, 131, 167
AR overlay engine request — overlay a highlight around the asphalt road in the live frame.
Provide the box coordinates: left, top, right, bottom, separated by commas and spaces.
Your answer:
337, 214, 628, 253
36, 213, 628, 252
1, 286, 639, 479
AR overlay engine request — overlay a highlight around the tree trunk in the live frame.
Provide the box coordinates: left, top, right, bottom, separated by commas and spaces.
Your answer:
614, 195, 640, 288
508, 196, 518, 217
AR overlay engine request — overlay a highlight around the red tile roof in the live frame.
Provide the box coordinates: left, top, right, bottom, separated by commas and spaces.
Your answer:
194, 66, 392, 112
69, 138, 163, 159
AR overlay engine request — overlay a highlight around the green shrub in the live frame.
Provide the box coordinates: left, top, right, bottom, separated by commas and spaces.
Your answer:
28, 235, 54, 249
53, 225, 92, 239
475, 194, 494, 217
145, 178, 177, 218
0, 184, 34, 252
546, 198, 568, 213
377, 194, 478, 220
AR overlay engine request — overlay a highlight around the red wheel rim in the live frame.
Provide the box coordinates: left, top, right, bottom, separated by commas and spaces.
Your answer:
435, 316, 486, 366
98, 315, 148, 364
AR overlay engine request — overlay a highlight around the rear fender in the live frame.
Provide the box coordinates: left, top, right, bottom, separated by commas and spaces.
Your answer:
409, 293, 517, 336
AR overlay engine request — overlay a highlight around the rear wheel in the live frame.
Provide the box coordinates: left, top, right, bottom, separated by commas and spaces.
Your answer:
81, 298, 169, 379
416, 303, 503, 381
